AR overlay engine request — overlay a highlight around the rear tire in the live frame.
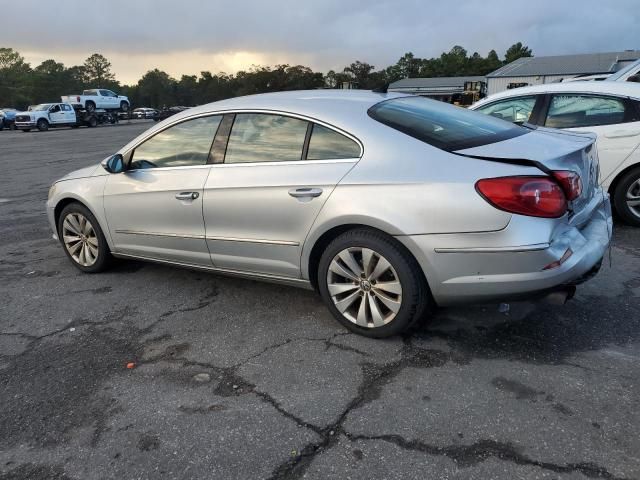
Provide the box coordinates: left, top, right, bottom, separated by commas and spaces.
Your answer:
37, 119, 49, 132
613, 167, 640, 227
317, 228, 432, 338
58, 203, 112, 273
88, 116, 98, 128
85, 101, 96, 113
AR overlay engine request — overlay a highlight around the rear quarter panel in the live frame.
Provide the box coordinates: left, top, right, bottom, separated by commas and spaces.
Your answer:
301, 121, 545, 279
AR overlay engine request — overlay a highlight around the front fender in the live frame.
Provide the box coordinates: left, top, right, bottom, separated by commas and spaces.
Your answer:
47, 176, 113, 249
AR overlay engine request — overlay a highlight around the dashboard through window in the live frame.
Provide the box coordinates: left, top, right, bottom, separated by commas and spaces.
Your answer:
475, 96, 537, 124
130, 115, 222, 169
225, 113, 309, 164
545, 95, 627, 128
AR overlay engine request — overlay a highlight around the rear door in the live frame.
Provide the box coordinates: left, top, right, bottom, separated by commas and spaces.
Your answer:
202, 112, 361, 278
61, 104, 75, 123
540, 93, 640, 183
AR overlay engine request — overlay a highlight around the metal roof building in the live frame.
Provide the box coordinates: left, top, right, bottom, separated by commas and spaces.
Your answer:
486, 50, 640, 95
388, 76, 486, 104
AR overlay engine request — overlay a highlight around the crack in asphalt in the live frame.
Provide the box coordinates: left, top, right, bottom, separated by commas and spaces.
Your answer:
348, 435, 632, 480
265, 340, 469, 479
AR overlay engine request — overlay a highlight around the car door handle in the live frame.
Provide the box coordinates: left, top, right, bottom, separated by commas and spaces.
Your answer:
604, 130, 640, 139
288, 187, 323, 198
175, 192, 199, 200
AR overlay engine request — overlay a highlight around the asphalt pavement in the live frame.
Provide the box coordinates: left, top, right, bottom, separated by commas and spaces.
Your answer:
0, 121, 638, 480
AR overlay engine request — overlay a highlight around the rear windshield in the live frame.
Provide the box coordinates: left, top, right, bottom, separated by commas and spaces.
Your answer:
368, 96, 528, 151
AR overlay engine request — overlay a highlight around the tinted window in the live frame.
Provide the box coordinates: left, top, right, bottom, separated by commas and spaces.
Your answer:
225, 114, 308, 163
545, 95, 626, 128
475, 96, 536, 124
130, 115, 221, 169
369, 96, 527, 151
307, 124, 360, 159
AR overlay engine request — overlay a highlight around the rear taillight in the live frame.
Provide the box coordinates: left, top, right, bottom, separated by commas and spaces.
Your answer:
552, 170, 582, 201
475, 176, 567, 218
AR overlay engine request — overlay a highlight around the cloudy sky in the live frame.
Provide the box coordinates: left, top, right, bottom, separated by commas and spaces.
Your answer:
2, 0, 638, 84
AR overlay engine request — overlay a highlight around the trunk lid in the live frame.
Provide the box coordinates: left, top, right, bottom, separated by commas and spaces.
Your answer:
455, 127, 600, 217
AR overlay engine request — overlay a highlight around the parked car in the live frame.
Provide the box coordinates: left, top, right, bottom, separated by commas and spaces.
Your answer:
61, 89, 130, 113
15, 102, 103, 131
132, 107, 159, 119
46, 91, 611, 337
471, 82, 640, 226
154, 106, 190, 122
0, 108, 17, 130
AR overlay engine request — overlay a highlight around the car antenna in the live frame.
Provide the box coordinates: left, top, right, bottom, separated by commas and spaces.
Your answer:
372, 83, 389, 94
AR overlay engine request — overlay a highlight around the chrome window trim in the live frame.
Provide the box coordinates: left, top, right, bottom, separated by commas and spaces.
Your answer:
208, 158, 358, 168
115, 230, 206, 239
121, 108, 364, 169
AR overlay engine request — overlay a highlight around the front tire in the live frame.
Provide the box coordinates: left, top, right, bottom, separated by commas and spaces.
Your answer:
120, 101, 129, 112
58, 203, 111, 273
317, 228, 432, 338
613, 167, 640, 227
37, 119, 49, 131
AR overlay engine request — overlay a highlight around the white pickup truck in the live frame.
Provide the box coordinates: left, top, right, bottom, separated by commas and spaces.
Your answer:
61, 89, 130, 112
14, 102, 111, 132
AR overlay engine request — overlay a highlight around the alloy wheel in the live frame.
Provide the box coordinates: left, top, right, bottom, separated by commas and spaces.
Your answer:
626, 178, 640, 219
326, 247, 403, 328
62, 213, 99, 266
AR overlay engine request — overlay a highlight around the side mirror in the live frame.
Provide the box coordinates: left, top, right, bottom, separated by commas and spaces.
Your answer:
101, 154, 125, 173
627, 74, 640, 83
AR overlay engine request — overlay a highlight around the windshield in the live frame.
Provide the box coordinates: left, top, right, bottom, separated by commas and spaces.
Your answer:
31, 104, 52, 111
607, 59, 640, 82
368, 96, 528, 151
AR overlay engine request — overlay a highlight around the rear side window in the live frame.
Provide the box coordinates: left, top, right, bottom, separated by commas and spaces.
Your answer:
545, 95, 626, 128
225, 113, 308, 163
475, 96, 537, 124
307, 124, 361, 159
368, 96, 527, 152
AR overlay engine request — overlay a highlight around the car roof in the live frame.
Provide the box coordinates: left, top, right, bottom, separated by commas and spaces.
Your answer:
171, 89, 406, 125
473, 81, 640, 108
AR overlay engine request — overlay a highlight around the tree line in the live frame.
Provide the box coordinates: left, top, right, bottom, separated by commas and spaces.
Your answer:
0, 43, 532, 109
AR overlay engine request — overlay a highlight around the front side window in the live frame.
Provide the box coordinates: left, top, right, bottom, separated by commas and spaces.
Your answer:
545, 95, 627, 128
369, 96, 527, 151
475, 96, 537, 124
225, 114, 308, 164
130, 115, 221, 169
307, 124, 361, 160
62, 104, 72, 111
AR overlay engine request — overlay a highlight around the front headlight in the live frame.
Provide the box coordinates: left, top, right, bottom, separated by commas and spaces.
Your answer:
48, 184, 57, 200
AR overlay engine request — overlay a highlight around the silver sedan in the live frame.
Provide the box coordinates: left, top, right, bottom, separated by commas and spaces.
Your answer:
47, 91, 612, 337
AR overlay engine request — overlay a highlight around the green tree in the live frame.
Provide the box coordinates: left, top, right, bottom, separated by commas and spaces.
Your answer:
0, 48, 32, 107
135, 69, 177, 107
343, 61, 376, 89
504, 42, 533, 64
83, 53, 117, 87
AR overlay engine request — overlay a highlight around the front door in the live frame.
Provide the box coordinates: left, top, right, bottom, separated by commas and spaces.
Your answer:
48, 104, 66, 124
203, 113, 361, 277
104, 114, 222, 265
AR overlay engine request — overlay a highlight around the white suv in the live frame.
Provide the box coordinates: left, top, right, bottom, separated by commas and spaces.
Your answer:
471, 82, 640, 226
